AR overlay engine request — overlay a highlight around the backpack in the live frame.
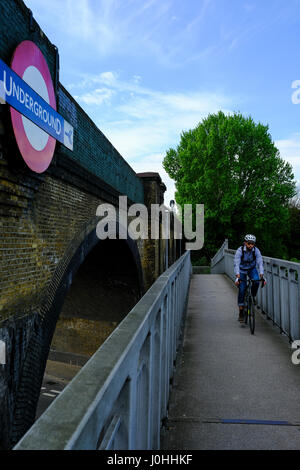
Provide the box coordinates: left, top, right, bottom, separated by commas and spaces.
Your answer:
240, 246, 256, 263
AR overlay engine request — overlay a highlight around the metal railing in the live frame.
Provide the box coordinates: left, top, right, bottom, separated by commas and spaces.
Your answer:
211, 240, 300, 341
14, 252, 192, 450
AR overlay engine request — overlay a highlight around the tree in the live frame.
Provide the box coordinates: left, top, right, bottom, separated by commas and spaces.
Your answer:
163, 111, 296, 259
285, 189, 300, 261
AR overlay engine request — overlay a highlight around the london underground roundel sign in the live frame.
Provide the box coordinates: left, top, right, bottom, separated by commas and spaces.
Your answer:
10, 41, 57, 173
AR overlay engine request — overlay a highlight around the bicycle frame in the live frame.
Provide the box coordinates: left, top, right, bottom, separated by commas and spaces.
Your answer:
241, 277, 265, 334
244, 278, 255, 334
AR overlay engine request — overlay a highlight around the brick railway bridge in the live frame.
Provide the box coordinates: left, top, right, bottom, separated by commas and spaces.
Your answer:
0, 0, 182, 449
2, 0, 300, 452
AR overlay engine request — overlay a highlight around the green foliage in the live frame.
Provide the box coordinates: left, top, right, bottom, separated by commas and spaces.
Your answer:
190, 253, 208, 266
284, 197, 300, 260
163, 111, 297, 259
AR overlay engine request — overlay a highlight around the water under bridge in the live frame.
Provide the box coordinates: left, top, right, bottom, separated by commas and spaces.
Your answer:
14, 241, 300, 450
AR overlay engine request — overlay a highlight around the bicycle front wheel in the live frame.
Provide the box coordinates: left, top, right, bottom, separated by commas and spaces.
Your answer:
248, 298, 255, 334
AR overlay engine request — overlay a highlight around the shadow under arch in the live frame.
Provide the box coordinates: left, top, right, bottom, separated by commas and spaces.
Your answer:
10, 217, 144, 448
50, 237, 143, 359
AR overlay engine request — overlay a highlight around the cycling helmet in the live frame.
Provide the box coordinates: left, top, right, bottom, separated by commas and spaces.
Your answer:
244, 234, 256, 243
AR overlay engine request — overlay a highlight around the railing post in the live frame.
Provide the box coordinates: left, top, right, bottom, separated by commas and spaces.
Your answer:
160, 294, 169, 422
148, 314, 162, 450
297, 268, 300, 340
292, 267, 300, 341
128, 359, 138, 449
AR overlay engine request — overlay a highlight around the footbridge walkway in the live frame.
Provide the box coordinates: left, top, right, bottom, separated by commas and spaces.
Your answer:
161, 273, 300, 450
14, 242, 300, 450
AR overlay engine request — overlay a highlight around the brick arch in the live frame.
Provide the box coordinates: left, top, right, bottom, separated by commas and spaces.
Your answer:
10, 218, 144, 447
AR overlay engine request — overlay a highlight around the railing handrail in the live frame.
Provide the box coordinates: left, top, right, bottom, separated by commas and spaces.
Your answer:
14, 252, 192, 450
211, 239, 228, 266
223, 248, 300, 269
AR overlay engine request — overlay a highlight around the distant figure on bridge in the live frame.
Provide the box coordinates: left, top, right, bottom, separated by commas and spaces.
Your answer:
234, 234, 264, 322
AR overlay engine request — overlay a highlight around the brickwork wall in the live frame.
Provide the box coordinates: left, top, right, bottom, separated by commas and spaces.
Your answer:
0, 144, 148, 447
0, 143, 115, 447
0, 0, 145, 328
0, 157, 105, 322
0, 0, 171, 449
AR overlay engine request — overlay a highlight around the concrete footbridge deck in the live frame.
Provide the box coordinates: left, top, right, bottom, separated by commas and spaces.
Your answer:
161, 274, 300, 450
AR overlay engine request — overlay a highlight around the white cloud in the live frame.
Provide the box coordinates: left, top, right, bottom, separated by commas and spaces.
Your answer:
84, 72, 230, 136
24, 0, 216, 69
99, 72, 118, 86
74, 88, 115, 106
132, 75, 142, 84
69, 72, 234, 202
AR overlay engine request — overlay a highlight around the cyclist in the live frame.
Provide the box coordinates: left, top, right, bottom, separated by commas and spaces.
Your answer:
234, 234, 265, 322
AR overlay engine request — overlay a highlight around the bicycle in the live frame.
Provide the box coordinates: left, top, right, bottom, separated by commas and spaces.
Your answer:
240, 277, 266, 335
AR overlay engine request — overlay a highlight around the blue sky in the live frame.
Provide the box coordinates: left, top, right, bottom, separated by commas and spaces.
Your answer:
24, 0, 300, 204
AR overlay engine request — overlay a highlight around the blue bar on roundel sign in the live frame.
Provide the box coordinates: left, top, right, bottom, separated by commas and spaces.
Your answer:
0, 58, 73, 151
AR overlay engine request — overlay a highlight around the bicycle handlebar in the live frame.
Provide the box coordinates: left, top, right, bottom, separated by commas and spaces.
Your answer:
260, 277, 267, 288
236, 277, 266, 287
